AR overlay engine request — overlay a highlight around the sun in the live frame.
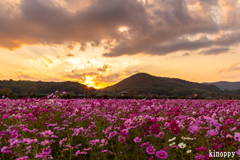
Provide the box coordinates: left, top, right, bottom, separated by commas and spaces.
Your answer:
83, 75, 98, 88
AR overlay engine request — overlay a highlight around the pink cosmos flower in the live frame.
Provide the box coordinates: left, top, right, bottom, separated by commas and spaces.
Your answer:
42, 146, 51, 154
133, 137, 142, 143
89, 139, 100, 146
101, 139, 108, 146
189, 125, 200, 134
1, 146, 12, 154
149, 156, 154, 160
59, 137, 67, 146
0, 131, 7, 139
140, 142, 150, 147
40, 140, 51, 146
74, 144, 82, 149
73, 150, 80, 157
108, 131, 117, 139
16, 156, 28, 160
203, 154, 212, 160
236, 149, 240, 156
234, 132, 240, 141
118, 135, 126, 143
207, 129, 218, 136
83, 148, 91, 151
195, 154, 203, 160
155, 131, 165, 138
146, 146, 156, 155
156, 150, 168, 159
41, 130, 54, 137
51, 135, 58, 138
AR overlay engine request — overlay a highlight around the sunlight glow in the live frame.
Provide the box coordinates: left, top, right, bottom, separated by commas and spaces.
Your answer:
83, 75, 97, 88
119, 27, 128, 32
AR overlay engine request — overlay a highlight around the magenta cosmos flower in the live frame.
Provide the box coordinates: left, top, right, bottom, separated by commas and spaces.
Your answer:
195, 154, 203, 160
156, 150, 168, 159
16, 156, 28, 160
170, 120, 181, 135
140, 142, 150, 147
134, 137, 142, 143
108, 131, 117, 139
42, 146, 51, 154
146, 146, 156, 155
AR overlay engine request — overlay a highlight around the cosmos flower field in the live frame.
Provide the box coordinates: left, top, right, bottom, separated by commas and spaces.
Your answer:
0, 93, 240, 160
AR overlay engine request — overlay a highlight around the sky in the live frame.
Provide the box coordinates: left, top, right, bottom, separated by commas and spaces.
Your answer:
1, 0, 240, 88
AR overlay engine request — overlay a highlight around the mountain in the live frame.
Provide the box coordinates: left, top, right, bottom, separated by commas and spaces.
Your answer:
0, 80, 95, 95
203, 81, 240, 90
101, 73, 221, 96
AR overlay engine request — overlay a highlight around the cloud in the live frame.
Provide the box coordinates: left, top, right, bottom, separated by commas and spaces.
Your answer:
182, 52, 190, 56
98, 65, 109, 72
66, 51, 74, 57
218, 63, 240, 73
16, 71, 35, 79
0, 0, 240, 57
64, 69, 139, 85
199, 47, 230, 55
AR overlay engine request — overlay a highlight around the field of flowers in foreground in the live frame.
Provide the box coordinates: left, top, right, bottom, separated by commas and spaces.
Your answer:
0, 95, 240, 160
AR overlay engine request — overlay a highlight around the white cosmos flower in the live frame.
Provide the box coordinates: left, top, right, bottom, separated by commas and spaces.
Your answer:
181, 136, 185, 140
168, 137, 176, 142
178, 142, 186, 149
169, 142, 176, 146
186, 150, 192, 153
185, 137, 194, 140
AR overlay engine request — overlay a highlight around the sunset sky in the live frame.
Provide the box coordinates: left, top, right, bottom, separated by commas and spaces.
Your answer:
1, 0, 240, 88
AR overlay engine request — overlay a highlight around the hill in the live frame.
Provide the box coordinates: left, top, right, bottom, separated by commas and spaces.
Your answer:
0, 80, 94, 96
203, 81, 240, 90
100, 73, 221, 96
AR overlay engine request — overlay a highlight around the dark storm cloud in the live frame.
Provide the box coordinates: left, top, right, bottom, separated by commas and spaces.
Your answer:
0, 0, 240, 56
199, 47, 230, 55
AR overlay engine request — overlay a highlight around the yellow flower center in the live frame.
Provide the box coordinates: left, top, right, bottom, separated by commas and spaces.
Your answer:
161, 153, 163, 156
150, 149, 152, 151
21, 158, 24, 160
174, 128, 176, 131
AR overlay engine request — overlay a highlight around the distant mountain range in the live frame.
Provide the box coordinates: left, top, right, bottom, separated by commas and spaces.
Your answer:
100, 73, 221, 96
2, 73, 240, 97
0, 80, 95, 95
203, 81, 240, 90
